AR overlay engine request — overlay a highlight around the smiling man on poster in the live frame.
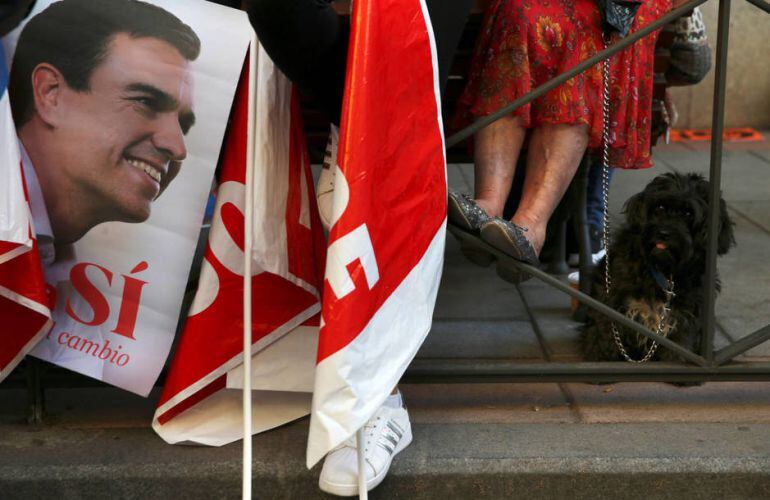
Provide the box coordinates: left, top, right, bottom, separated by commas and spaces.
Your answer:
2, 0, 252, 395
9, 0, 199, 257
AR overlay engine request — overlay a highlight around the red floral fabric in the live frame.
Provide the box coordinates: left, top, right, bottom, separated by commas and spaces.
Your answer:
456, 0, 672, 169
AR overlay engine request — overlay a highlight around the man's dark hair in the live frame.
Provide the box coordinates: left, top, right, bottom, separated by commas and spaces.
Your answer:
0, 0, 35, 38
9, 0, 201, 125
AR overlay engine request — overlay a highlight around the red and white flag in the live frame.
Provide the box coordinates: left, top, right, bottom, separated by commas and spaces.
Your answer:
0, 44, 52, 382
307, 0, 446, 467
153, 46, 326, 445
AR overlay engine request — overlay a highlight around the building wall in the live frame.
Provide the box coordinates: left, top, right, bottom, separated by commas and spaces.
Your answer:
669, 2, 770, 129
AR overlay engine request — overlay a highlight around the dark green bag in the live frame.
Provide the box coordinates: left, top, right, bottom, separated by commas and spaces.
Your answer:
597, 0, 643, 37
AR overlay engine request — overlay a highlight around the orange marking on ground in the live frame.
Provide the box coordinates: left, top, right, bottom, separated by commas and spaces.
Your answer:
670, 128, 764, 142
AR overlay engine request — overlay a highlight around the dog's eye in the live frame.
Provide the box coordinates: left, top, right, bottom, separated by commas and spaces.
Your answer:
655, 204, 666, 214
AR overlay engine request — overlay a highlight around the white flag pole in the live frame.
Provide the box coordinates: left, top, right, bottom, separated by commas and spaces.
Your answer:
344, 3, 366, 499
242, 31, 259, 500
343, 7, 367, 500
357, 428, 368, 500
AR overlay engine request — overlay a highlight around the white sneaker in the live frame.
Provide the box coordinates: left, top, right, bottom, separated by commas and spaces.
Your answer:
316, 124, 339, 231
567, 247, 606, 267
318, 401, 413, 496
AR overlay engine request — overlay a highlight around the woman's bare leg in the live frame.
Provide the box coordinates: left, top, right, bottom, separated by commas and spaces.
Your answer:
473, 115, 526, 217
512, 124, 589, 254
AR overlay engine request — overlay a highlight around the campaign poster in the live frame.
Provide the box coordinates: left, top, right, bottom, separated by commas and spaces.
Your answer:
2, 0, 252, 395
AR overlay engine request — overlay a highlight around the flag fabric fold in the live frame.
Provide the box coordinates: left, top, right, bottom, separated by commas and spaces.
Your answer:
0, 43, 52, 382
307, 0, 447, 467
153, 44, 326, 445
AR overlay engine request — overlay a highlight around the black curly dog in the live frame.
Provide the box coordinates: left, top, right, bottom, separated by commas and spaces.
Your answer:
581, 172, 735, 363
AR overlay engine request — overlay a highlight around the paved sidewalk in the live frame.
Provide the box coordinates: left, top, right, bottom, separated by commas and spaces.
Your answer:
1, 137, 769, 499
441, 137, 770, 360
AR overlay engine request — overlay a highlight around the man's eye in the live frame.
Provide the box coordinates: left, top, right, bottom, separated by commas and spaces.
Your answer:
133, 97, 156, 109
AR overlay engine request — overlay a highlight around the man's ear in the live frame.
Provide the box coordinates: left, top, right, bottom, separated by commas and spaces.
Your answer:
30, 63, 65, 127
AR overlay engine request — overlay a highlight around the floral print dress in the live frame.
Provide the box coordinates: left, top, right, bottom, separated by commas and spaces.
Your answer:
456, 0, 672, 169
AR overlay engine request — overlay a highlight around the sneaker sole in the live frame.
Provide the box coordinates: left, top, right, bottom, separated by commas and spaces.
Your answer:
568, 248, 606, 267
318, 427, 413, 497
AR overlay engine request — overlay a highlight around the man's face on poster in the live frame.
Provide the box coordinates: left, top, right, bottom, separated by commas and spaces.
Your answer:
48, 33, 195, 223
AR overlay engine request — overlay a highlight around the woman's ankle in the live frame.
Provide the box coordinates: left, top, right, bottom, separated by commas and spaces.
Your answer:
473, 197, 502, 218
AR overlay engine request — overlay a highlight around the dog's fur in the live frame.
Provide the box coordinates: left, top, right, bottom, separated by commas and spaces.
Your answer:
581, 172, 736, 363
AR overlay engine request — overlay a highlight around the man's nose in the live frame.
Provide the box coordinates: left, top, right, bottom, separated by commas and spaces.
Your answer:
152, 114, 188, 161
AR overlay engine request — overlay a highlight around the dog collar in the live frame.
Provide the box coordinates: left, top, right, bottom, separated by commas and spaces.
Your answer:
647, 263, 671, 292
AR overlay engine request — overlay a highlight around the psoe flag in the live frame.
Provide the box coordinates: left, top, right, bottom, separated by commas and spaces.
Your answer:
307, 0, 446, 467
0, 43, 52, 382
153, 45, 327, 445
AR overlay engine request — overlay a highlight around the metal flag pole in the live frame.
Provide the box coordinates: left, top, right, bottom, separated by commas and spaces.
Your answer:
242, 30, 259, 500
357, 428, 368, 500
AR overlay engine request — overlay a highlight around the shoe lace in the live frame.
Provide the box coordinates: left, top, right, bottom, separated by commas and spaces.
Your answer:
362, 415, 384, 452
337, 415, 383, 453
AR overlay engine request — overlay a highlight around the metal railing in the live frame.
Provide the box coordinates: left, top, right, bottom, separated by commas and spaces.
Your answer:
404, 0, 770, 384
14, 0, 770, 424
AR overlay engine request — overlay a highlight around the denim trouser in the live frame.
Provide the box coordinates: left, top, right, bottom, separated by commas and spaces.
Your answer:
586, 158, 614, 231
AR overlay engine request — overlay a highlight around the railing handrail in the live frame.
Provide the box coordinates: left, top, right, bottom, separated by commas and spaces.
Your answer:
442, 0, 770, 372
446, 0, 709, 149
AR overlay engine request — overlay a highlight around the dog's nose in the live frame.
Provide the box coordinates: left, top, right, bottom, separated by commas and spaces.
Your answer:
657, 229, 671, 239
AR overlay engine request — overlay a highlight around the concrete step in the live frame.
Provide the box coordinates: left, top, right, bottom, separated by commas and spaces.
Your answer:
2, 421, 770, 499
3, 385, 770, 499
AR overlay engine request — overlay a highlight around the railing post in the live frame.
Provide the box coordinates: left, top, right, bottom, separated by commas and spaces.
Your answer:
703, 0, 732, 363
